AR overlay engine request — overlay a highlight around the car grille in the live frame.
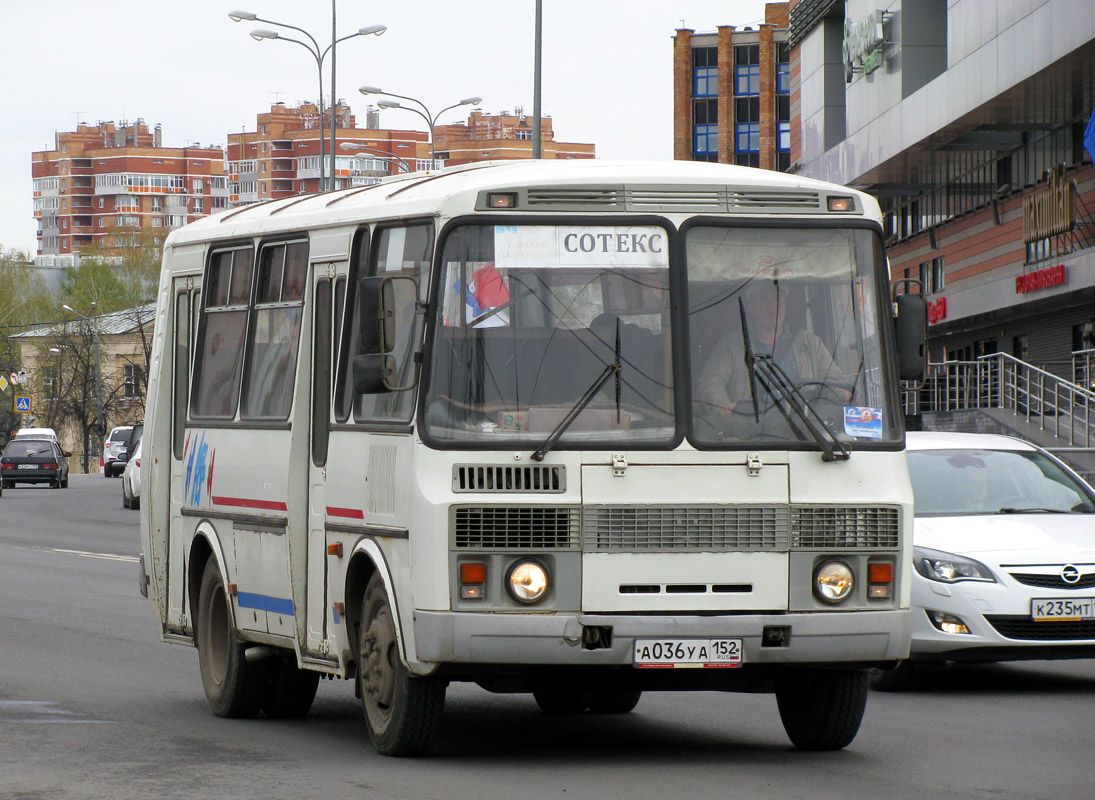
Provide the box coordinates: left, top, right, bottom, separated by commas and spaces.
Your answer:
1009, 572, 1095, 590
984, 615, 1095, 641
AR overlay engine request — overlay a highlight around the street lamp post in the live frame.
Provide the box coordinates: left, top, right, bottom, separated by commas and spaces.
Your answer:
230, 9, 385, 192
358, 86, 482, 162
61, 303, 104, 471
338, 142, 414, 174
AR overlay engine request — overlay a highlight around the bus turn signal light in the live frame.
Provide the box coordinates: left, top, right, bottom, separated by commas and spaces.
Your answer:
460, 562, 486, 599
868, 561, 893, 598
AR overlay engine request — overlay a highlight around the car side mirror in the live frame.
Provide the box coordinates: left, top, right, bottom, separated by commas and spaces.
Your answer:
63, 450, 72, 458
894, 293, 927, 382
354, 274, 420, 394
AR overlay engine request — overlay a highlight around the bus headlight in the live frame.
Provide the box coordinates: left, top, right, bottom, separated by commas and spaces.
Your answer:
814, 560, 855, 604
506, 559, 550, 604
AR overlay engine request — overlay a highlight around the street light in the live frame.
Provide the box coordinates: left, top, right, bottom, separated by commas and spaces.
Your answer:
358, 86, 482, 161
230, 8, 385, 192
61, 303, 105, 466
338, 142, 414, 173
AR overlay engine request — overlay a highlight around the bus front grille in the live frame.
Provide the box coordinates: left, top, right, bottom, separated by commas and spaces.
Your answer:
452, 464, 565, 493
453, 506, 580, 549
791, 506, 900, 549
582, 505, 790, 552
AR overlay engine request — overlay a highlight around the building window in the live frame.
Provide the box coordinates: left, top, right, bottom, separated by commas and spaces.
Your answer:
193, 178, 204, 192
932, 255, 945, 292
919, 261, 931, 293
693, 46, 718, 97
97, 197, 105, 209
776, 41, 791, 94
193, 198, 204, 213
735, 123, 759, 154
693, 98, 717, 126
734, 45, 760, 95
694, 124, 718, 157
515, 130, 532, 140
124, 364, 143, 399
151, 197, 163, 212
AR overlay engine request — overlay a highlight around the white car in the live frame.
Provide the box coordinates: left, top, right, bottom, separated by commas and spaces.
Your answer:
102, 425, 137, 478
872, 431, 1095, 689
122, 439, 142, 509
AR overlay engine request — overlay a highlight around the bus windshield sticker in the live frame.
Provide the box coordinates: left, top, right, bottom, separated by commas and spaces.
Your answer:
843, 406, 883, 439
494, 225, 668, 269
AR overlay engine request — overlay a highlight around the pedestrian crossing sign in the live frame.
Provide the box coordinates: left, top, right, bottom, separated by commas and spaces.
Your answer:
14, 394, 32, 413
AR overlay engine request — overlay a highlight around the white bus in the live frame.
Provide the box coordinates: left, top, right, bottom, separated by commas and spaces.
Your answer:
139, 160, 927, 756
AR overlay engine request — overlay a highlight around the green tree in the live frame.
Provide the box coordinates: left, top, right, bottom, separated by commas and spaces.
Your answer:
0, 245, 55, 443
59, 227, 164, 314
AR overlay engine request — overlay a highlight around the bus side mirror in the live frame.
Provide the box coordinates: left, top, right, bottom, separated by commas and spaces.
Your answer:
894, 293, 927, 381
357, 275, 400, 354
352, 354, 397, 394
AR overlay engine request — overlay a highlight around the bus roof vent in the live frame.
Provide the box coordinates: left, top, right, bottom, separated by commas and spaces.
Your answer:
525, 187, 625, 209
727, 190, 822, 209
453, 464, 566, 493
625, 188, 725, 212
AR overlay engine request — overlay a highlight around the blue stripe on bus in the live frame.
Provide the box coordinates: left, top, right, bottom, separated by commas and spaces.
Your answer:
236, 592, 295, 616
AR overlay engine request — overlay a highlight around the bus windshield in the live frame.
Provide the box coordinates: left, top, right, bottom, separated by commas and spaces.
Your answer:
688, 225, 898, 446
424, 223, 675, 445
422, 222, 899, 448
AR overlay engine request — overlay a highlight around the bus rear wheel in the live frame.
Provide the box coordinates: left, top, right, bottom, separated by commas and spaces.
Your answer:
358, 573, 445, 756
196, 558, 269, 718
775, 667, 867, 751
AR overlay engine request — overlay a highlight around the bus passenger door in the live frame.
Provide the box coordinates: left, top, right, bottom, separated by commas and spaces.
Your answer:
305, 268, 341, 655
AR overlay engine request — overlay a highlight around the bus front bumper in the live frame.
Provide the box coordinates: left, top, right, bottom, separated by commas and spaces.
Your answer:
412, 609, 911, 666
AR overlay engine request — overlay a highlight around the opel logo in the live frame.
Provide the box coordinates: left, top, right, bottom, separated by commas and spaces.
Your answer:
1060, 564, 1081, 584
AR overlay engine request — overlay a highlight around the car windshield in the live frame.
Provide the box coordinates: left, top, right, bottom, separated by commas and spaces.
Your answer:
424, 223, 675, 446
687, 225, 899, 447
4, 441, 53, 458
908, 448, 1095, 515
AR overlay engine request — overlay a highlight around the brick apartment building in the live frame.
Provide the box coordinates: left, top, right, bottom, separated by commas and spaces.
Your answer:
672, 3, 791, 170
433, 109, 595, 165
32, 105, 595, 254
226, 101, 436, 202
31, 120, 227, 256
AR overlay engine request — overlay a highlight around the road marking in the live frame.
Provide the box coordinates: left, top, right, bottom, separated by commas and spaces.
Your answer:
0, 700, 113, 724
50, 548, 140, 563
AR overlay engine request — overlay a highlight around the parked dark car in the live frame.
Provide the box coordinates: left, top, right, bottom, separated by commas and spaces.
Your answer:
1, 438, 70, 489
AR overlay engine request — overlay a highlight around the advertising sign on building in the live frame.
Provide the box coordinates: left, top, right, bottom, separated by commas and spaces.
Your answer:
1015, 265, 1067, 294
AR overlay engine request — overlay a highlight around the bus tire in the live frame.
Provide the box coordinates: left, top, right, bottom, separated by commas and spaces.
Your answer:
775, 667, 867, 751
358, 573, 445, 756
532, 687, 591, 715
196, 557, 270, 718
588, 689, 642, 714
262, 657, 320, 718
868, 662, 919, 692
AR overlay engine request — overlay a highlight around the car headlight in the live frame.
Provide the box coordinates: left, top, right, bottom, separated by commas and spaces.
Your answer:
913, 546, 996, 583
505, 559, 550, 604
814, 560, 855, 604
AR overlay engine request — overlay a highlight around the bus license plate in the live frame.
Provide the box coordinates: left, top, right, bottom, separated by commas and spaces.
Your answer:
1031, 597, 1095, 621
633, 638, 742, 668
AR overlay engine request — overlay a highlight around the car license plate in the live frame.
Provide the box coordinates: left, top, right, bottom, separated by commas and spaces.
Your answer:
17, 464, 35, 470
633, 638, 742, 668
1031, 597, 1095, 621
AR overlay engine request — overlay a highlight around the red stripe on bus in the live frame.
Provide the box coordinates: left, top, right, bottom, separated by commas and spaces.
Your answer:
212, 495, 288, 512
326, 506, 365, 519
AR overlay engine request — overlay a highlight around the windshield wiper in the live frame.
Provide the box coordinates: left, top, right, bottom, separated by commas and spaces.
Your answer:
739, 303, 850, 462
531, 321, 622, 462
996, 507, 1068, 514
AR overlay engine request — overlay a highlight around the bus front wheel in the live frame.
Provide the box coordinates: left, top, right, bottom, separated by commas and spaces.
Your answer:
775, 667, 867, 750
196, 558, 269, 718
358, 573, 445, 756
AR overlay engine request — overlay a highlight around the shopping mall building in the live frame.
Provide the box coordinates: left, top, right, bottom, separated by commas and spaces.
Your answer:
790, 0, 1095, 380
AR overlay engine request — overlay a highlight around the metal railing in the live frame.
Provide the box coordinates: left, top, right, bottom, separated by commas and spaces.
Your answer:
906, 353, 1095, 448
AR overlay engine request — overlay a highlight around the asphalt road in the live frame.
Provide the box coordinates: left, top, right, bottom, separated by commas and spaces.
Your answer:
2, 475, 1093, 799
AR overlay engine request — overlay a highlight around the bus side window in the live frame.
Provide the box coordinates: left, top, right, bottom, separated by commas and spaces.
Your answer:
241, 240, 308, 420
312, 278, 333, 466
345, 223, 431, 424
191, 247, 253, 419
172, 290, 190, 459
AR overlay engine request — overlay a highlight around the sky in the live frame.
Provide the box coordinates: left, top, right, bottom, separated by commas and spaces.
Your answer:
0, 0, 769, 255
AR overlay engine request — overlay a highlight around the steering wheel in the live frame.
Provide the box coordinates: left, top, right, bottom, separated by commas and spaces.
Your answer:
792, 380, 855, 403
